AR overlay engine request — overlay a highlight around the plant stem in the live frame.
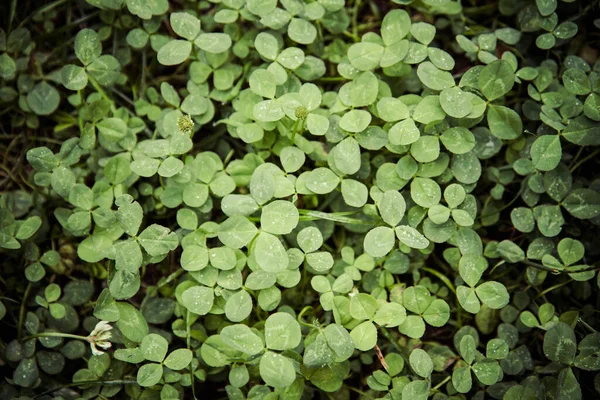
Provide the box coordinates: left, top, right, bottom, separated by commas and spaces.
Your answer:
88, 77, 116, 113
156, 268, 185, 290
17, 283, 32, 340
352, 0, 362, 38
297, 306, 319, 329
421, 267, 456, 294
432, 376, 451, 391
524, 259, 597, 274
22, 331, 89, 343
569, 149, 600, 173
578, 318, 598, 333
535, 279, 573, 299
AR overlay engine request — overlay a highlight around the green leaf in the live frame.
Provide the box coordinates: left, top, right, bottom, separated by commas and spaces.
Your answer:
402, 380, 429, 400
374, 302, 407, 327
218, 216, 258, 248
339, 110, 371, 133
364, 227, 395, 257
457, 285, 481, 314
341, 179, 368, 207
349, 293, 378, 321
15, 216, 42, 240
116, 302, 149, 343
157, 40, 192, 65
26, 82, 60, 116
87, 55, 120, 85
332, 137, 361, 175
381, 9, 411, 45
141, 334, 168, 362
138, 224, 178, 256
423, 299, 450, 327
544, 322, 577, 364
378, 190, 406, 226
220, 324, 264, 355
163, 349, 192, 370
417, 61, 455, 91
181, 286, 214, 315
440, 87, 473, 118
97, 118, 128, 142
246, 0, 277, 16
557, 238, 584, 266
347, 42, 384, 71
195, 33, 232, 53
409, 348, 433, 378
350, 321, 377, 351
260, 351, 296, 388
563, 68, 590, 96
472, 359, 502, 385
254, 232, 289, 272
61, 65, 88, 91
487, 338, 509, 359
260, 200, 298, 235
557, 367, 582, 400
323, 324, 355, 360
478, 60, 515, 101
563, 189, 600, 219
452, 366, 472, 393
287, 18, 317, 45
265, 312, 301, 351
395, 226, 430, 249
496, 240, 525, 263
377, 97, 410, 122
249, 69, 276, 98
115, 240, 142, 272
411, 22, 436, 45
487, 104, 522, 139
441, 127, 475, 154
74, 28, 101, 65
411, 177, 441, 208
563, 116, 600, 146
536, 0, 557, 16
137, 363, 163, 387
531, 135, 561, 171
475, 281, 510, 309
170, 12, 200, 41
225, 289, 253, 322
255, 32, 279, 60
389, 118, 420, 146
306, 168, 340, 194
411, 136, 440, 163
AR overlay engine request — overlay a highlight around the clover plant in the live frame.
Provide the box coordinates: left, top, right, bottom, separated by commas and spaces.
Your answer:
1, 0, 600, 399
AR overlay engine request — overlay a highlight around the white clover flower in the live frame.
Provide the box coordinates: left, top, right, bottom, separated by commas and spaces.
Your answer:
87, 320, 113, 356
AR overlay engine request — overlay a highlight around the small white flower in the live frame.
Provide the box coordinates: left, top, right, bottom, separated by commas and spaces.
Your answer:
87, 320, 113, 356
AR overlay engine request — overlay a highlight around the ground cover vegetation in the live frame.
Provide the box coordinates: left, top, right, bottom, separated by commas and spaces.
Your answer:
1, 0, 600, 398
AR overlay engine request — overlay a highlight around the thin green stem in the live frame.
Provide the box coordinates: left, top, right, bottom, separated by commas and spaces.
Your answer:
524, 259, 597, 274
578, 318, 598, 333
22, 331, 90, 343
569, 149, 600, 173
535, 279, 573, 299
156, 269, 185, 290
348, 386, 374, 398
352, 0, 362, 38
88, 77, 116, 112
297, 306, 319, 329
17, 283, 32, 340
432, 376, 451, 391
421, 267, 456, 294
